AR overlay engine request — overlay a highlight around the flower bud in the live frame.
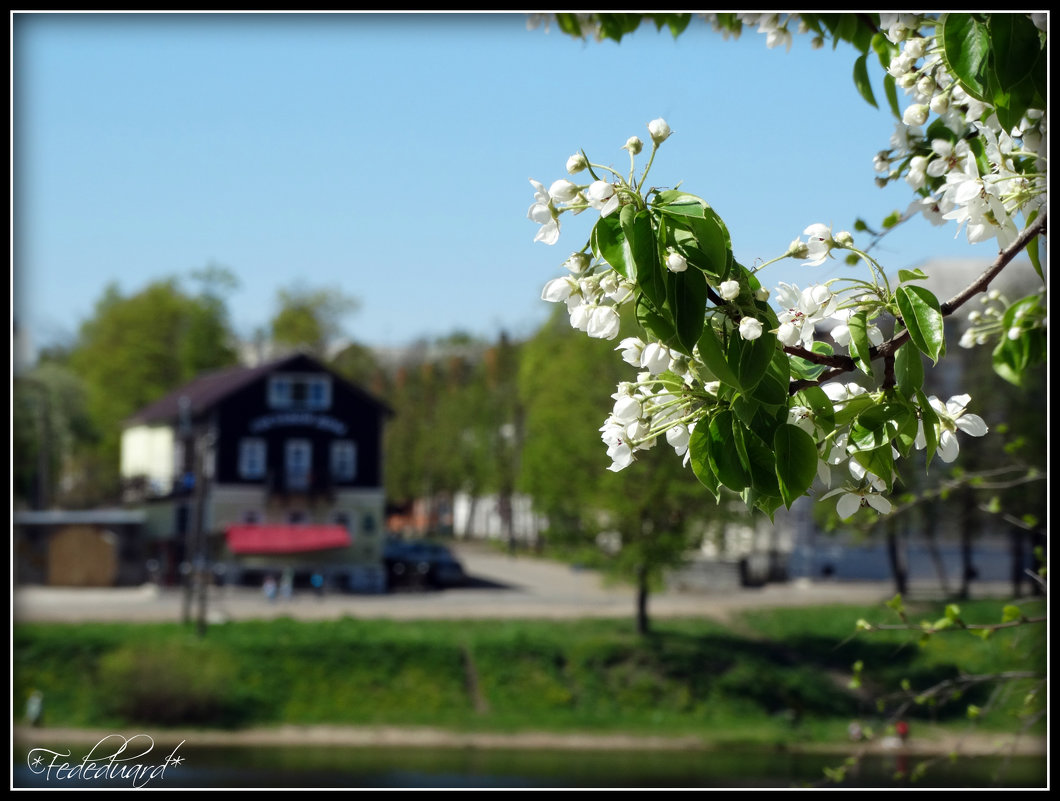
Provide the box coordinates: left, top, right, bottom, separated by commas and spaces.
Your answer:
738, 317, 763, 341
833, 231, 854, 248
902, 103, 929, 127
623, 136, 643, 155
647, 118, 671, 145
565, 252, 591, 273
719, 280, 741, 300
1007, 326, 1021, 340
665, 250, 688, 273
566, 153, 588, 174
755, 287, 770, 302
787, 239, 809, 260
549, 179, 580, 203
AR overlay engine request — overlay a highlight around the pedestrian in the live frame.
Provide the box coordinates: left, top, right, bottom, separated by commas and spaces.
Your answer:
311, 571, 324, 598
25, 690, 43, 727
263, 574, 278, 602
896, 719, 909, 744
280, 568, 294, 601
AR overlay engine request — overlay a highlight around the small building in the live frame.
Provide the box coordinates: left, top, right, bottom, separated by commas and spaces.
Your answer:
120, 351, 392, 592
13, 508, 147, 587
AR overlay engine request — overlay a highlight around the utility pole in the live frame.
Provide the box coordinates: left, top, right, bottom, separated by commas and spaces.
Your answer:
193, 430, 214, 637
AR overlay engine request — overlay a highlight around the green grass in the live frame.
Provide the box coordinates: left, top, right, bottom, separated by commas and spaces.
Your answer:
13, 601, 1046, 745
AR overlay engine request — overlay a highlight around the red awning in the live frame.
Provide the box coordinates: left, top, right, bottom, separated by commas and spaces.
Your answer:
226, 524, 352, 555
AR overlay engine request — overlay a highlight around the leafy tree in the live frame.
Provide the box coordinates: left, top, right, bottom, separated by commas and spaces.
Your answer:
519, 308, 729, 633
12, 362, 95, 509
269, 282, 359, 357
63, 274, 239, 502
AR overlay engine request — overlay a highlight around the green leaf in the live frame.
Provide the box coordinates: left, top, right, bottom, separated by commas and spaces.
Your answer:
847, 310, 875, 377
894, 340, 924, 399
728, 330, 777, 393
939, 13, 992, 104
750, 350, 790, 410
1001, 604, 1023, 623
883, 73, 900, 119
635, 295, 678, 350
774, 424, 818, 508
591, 214, 634, 280
895, 285, 945, 364
897, 268, 929, 283
734, 422, 780, 498
659, 206, 732, 279
852, 53, 877, 108
688, 415, 721, 499
697, 325, 740, 389
667, 266, 706, 354
915, 389, 939, 467
1026, 210, 1043, 281
988, 14, 1047, 132
794, 386, 835, 435
625, 209, 665, 311
851, 445, 893, 487
707, 410, 751, 492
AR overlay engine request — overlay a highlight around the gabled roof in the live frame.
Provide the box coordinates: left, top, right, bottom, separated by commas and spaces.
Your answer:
124, 351, 391, 427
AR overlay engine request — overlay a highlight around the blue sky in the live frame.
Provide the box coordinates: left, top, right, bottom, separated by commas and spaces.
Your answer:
13, 12, 988, 357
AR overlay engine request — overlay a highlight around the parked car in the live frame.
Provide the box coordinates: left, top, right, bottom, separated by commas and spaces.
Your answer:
383, 539, 466, 590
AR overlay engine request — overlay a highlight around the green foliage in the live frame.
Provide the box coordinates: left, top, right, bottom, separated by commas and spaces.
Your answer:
96, 641, 262, 727
269, 282, 359, 356
56, 274, 240, 503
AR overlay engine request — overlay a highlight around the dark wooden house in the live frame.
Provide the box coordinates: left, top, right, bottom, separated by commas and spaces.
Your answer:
120, 352, 391, 591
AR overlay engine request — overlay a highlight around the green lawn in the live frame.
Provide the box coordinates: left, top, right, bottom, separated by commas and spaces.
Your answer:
13, 598, 1046, 747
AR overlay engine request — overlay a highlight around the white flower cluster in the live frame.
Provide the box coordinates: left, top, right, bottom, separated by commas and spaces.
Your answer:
540, 252, 635, 340
871, 16, 1047, 249
700, 12, 1047, 251
600, 371, 702, 472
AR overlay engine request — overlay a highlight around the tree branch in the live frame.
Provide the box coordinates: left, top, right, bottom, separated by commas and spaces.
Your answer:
790, 211, 1047, 393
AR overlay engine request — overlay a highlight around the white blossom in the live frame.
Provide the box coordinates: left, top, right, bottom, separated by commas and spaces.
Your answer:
719, 280, 741, 300
587, 180, 620, 217
586, 305, 621, 340
802, 223, 835, 266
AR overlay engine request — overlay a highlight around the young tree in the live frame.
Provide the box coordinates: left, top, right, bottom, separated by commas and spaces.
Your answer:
64, 274, 240, 502
269, 282, 360, 357
519, 308, 729, 633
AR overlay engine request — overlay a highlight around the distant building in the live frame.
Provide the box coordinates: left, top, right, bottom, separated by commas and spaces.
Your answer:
120, 351, 392, 591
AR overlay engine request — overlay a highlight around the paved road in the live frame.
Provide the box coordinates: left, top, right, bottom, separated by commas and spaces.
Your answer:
12, 542, 1019, 624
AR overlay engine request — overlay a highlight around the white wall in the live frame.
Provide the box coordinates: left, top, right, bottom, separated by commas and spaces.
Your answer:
120, 425, 176, 493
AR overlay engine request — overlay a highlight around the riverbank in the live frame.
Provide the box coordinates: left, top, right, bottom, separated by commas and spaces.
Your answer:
13, 723, 1047, 758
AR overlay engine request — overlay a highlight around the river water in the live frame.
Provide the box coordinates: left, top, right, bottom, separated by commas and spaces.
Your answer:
15, 742, 1047, 789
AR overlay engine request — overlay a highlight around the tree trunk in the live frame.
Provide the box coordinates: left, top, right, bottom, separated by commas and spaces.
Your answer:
635, 564, 650, 636
1009, 524, 1025, 598
958, 488, 979, 600
921, 501, 951, 596
885, 518, 908, 596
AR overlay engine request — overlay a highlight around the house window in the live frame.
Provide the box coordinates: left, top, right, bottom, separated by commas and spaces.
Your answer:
287, 509, 308, 524
330, 440, 357, 482
238, 438, 266, 479
285, 439, 312, 491
268, 374, 331, 410
333, 511, 351, 530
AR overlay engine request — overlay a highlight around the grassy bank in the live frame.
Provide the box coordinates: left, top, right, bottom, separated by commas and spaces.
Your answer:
13, 599, 1045, 747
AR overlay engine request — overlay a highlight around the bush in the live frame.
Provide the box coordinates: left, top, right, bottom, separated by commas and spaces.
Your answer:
96, 640, 267, 727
